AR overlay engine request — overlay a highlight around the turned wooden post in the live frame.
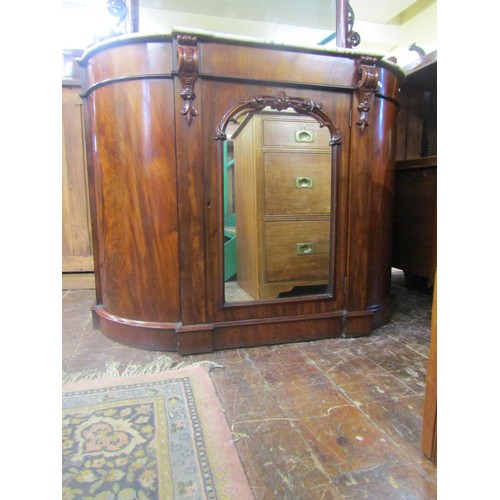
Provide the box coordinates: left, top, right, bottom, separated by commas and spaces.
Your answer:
336, 0, 348, 48
125, 0, 139, 33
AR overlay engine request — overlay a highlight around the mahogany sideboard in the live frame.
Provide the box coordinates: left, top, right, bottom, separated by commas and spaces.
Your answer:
78, 29, 404, 354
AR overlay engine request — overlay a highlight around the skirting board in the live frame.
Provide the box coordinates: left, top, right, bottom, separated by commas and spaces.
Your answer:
62, 273, 96, 290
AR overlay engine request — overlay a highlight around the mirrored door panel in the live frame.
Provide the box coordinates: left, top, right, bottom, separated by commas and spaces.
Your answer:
217, 96, 341, 303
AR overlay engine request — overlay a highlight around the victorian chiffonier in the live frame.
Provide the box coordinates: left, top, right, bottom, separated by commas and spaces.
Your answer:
78, 29, 403, 353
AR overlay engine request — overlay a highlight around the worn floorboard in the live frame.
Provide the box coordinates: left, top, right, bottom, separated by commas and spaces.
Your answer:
62, 270, 436, 499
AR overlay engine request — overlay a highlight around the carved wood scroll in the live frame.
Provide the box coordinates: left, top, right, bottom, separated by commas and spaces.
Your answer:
355, 59, 380, 131
177, 34, 199, 126
346, 2, 361, 48
215, 91, 342, 146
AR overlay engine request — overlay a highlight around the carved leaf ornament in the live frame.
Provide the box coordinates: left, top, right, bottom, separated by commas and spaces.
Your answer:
355, 61, 380, 131
177, 34, 199, 126
215, 91, 342, 146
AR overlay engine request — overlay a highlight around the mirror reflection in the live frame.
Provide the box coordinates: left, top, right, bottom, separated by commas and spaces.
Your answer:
224, 108, 333, 303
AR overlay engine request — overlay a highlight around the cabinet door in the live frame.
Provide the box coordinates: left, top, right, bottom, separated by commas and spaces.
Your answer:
62, 87, 93, 273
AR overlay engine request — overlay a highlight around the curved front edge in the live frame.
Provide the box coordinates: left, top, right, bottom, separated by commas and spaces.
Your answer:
369, 292, 395, 329
92, 305, 179, 351
346, 60, 402, 329
365, 87, 400, 312
81, 39, 182, 345
92, 298, 394, 354
343, 292, 395, 337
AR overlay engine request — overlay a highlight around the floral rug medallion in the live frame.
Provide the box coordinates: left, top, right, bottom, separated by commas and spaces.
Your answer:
62, 366, 253, 499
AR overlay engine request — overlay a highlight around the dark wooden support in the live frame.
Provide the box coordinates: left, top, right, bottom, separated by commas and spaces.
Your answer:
125, 0, 139, 33
336, 0, 349, 48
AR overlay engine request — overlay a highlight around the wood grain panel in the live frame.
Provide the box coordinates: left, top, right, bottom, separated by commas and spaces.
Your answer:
212, 313, 345, 350
366, 99, 398, 308
264, 152, 331, 215
262, 115, 331, 148
200, 42, 359, 87
265, 220, 330, 282
346, 96, 398, 317
62, 87, 93, 272
83, 40, 173, 90
173, 77, 209, 325
89, 79, 180, 323
392, 160, 437, 282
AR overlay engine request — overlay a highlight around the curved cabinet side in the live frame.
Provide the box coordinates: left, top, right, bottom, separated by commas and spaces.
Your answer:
81, 38, 174, 89
83, 75, 181, 344
93, 306, 179, 351
366, 96, 398, 325
366, 68, 400, 327
345, 66, 400, 334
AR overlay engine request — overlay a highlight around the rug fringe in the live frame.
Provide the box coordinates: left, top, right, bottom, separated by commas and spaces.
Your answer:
62, 355, 223, 384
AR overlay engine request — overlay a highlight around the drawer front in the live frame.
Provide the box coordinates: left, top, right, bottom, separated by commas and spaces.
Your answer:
264, 152, 331, 215
262, 116, 332, 149
265, 220, 330, 282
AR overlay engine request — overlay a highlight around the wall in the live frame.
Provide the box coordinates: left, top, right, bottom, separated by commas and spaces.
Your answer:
386, 0, 437, 67
61, 1, 436, 64
139, 8, 336, 47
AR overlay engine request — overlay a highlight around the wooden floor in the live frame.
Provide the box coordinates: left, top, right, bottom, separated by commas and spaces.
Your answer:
62, 270, 437, 499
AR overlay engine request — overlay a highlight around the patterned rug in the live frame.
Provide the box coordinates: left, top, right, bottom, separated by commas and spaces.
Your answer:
62, 363, 253, 499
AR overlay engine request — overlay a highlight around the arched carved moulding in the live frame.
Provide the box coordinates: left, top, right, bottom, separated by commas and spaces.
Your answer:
215, 91, 342, 146
177, 34, 199, 126
355, 58, 380, 131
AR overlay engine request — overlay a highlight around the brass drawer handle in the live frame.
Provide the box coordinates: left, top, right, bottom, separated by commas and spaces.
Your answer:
296, 242, 315, 255
295, 125, 314, 143
295, 176, 313, 188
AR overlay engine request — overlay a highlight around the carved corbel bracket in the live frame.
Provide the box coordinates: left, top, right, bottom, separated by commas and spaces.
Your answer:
215, 91, 342, 146
355, 60, 380, 131
177, 34, 199, 126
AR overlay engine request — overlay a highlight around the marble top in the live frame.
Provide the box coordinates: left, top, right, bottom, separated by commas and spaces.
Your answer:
172, 26, 385, 58
79, 27, 402, 73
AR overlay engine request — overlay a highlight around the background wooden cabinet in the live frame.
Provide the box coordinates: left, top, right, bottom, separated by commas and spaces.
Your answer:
232, 112, 332, 299
62, 85, 94, 289
393, 51, 437, 290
